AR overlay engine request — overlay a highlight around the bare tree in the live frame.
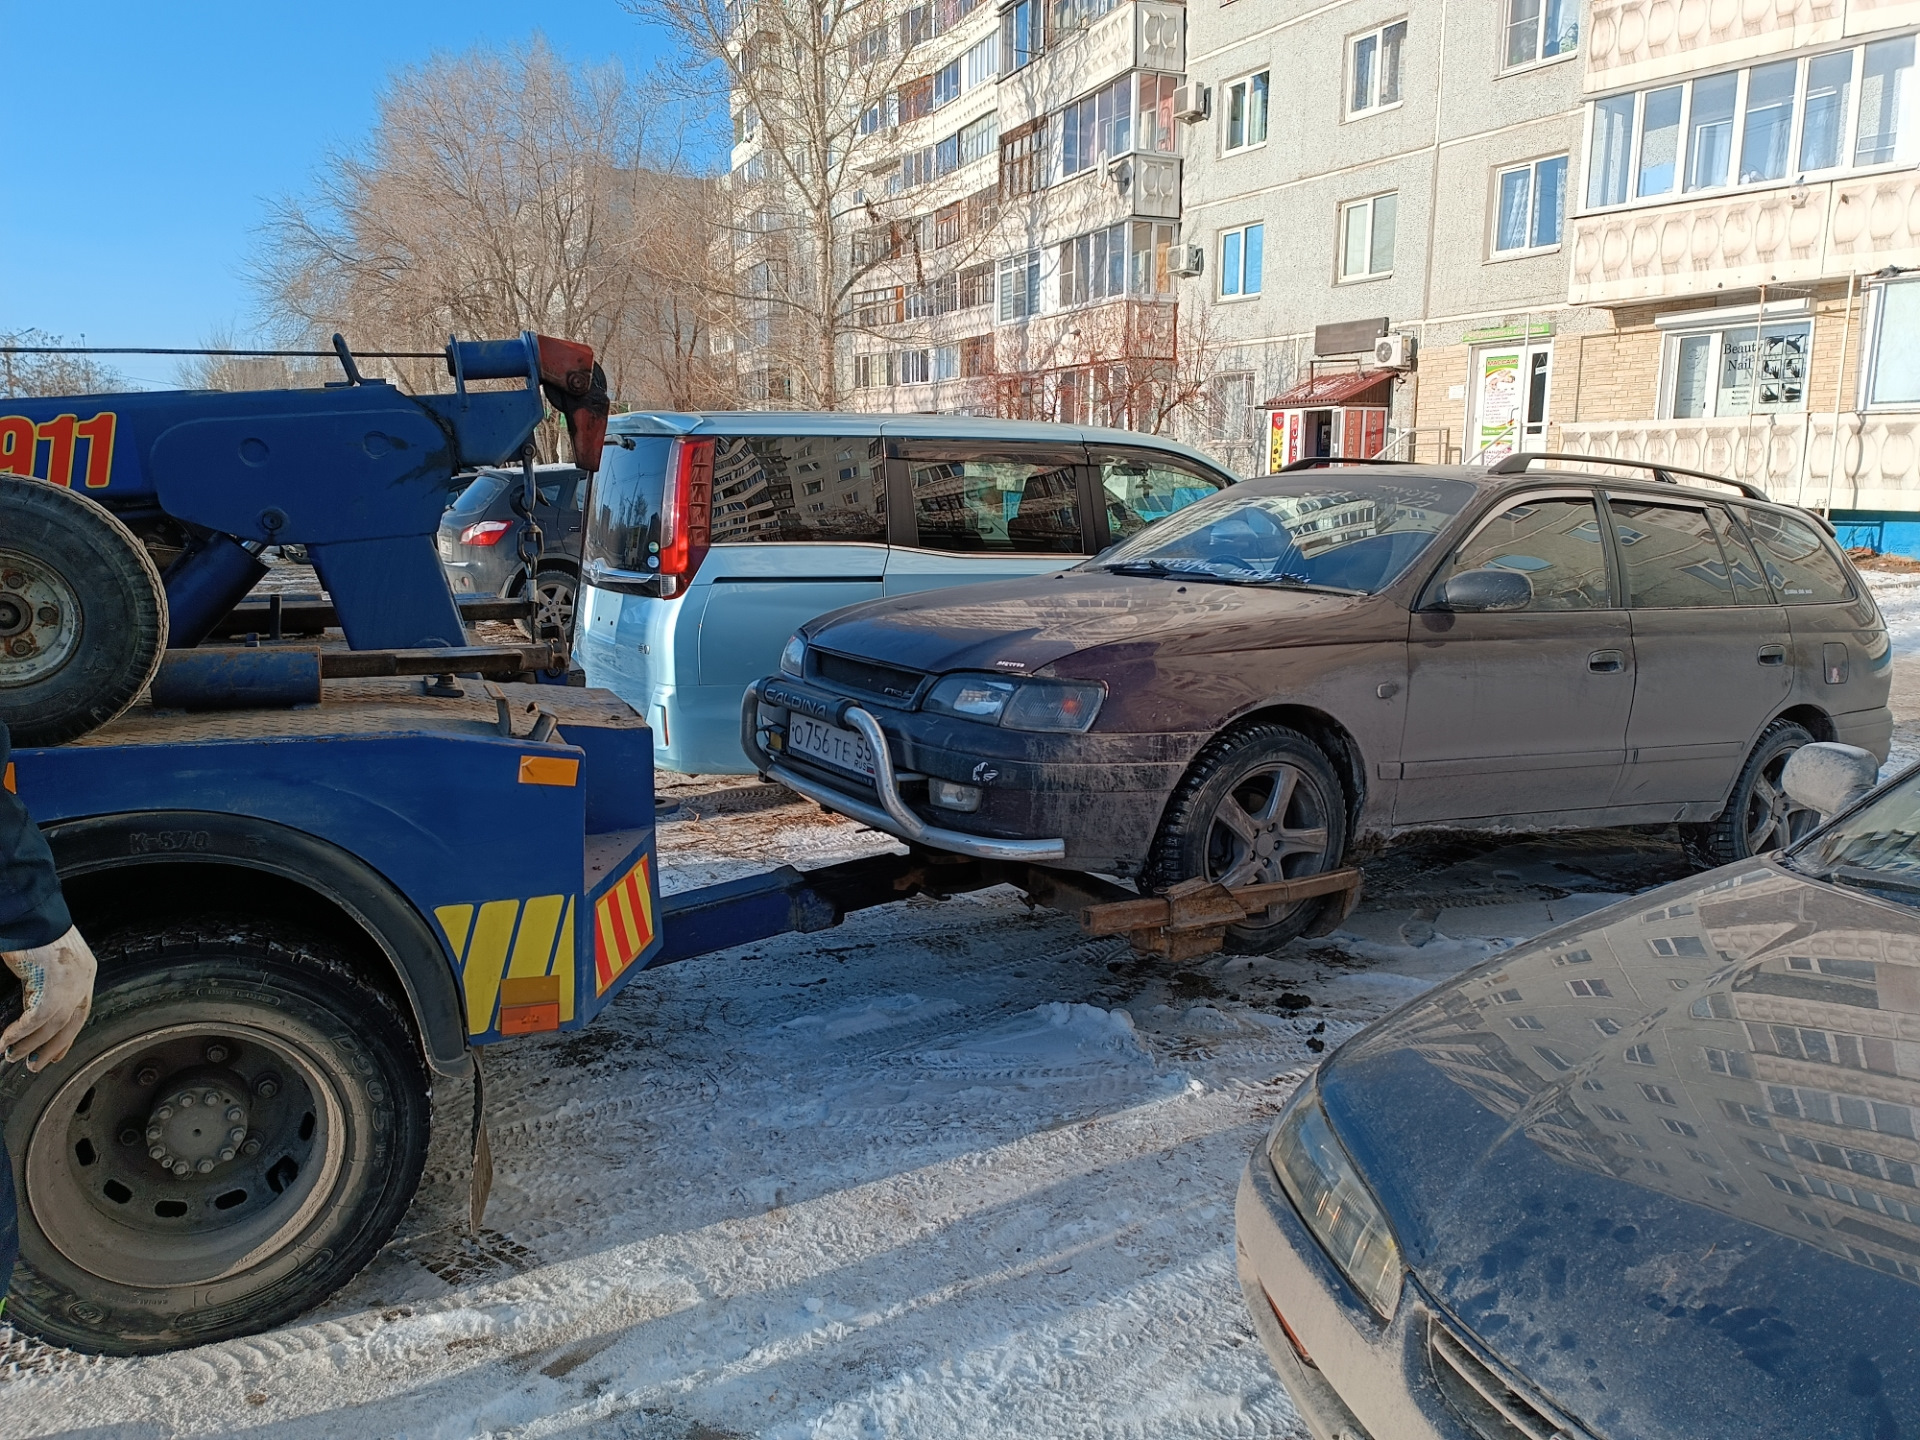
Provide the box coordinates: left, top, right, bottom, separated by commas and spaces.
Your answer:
170, 327, 333, 393
0, 331, 124, 399
257, 38, 736, 443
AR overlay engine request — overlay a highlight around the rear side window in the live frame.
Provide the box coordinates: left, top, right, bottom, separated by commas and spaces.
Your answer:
1736, 507, 1855, 603
712, 435, 885, 543
1445, 498, 1612, 610
905, 445, 1084, 553
449, 472, 508, 517
1094, 451, 1230, 541
1609, 501, 1739, 608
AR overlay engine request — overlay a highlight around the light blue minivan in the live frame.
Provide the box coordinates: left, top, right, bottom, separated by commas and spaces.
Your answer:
578, 413, 1239, 774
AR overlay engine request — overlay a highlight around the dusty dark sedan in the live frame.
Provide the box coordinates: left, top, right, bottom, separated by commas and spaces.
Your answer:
1236, 760, 1920, 1440
744, 458, 1891, 948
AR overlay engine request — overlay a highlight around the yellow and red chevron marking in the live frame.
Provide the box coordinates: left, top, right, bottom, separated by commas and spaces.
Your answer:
593, 854, 656, 995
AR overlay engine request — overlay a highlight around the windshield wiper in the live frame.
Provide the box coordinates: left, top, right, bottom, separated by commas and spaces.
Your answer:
1102, 559, 1365, 594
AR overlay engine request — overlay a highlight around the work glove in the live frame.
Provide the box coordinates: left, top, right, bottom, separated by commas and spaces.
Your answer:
1, 926, 97, 1071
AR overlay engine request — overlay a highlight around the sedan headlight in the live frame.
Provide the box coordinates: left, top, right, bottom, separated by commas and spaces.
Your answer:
779, 634, 806, 677
1268, 1077, 1404, 1320
922, 672, 1105, 733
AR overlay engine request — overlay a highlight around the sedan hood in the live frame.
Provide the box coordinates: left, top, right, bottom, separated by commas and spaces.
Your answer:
801, 569, 1369, 674
1319, 861, 1920, 1438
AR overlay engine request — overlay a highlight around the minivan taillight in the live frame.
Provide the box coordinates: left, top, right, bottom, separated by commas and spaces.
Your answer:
657, 437, 714, 596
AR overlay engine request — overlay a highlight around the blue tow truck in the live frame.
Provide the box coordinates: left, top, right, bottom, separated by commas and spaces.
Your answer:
0, 334, 1202, 1355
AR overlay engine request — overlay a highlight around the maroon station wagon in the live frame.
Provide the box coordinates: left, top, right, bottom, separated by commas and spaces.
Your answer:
743, 457, 1893, 951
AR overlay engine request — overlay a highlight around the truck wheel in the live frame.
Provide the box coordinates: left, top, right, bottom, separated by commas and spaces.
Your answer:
515, 565, 577, 641
0, 927, 430, 1355
0, 475, 167, 747
1146, 723, 1349, 954
1681, 719, 1821, 869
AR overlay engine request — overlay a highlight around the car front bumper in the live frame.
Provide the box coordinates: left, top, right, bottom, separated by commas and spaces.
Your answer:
742, 677, 1197, 873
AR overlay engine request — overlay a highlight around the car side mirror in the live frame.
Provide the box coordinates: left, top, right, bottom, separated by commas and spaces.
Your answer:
1438, 569, 1532, 612
1781, 742, 1880, 820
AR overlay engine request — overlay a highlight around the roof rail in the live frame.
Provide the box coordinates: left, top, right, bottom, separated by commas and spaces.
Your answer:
1486, 450, 1772, 503
1276, 456, 1419, 473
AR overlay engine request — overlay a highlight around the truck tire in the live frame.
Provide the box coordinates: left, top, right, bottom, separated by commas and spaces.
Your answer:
1681, 718, 1820, 869
1145, 722, 1349, 954
0, 925, 430, 1354
0, 475, 167, 747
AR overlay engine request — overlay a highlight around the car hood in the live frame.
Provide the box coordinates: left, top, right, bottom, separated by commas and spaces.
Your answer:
1318, 860, 1920, 1438
800, 569, 1371, 674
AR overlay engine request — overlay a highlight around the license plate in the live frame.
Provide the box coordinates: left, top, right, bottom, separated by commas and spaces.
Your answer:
787, 715, 874, 777
438, 537, 454, 560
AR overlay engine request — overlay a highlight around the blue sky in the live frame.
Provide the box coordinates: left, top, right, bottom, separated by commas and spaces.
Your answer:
0, 0, 685, 386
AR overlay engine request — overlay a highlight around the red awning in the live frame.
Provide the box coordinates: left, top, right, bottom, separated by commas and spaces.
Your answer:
1262, 371, 1395, 409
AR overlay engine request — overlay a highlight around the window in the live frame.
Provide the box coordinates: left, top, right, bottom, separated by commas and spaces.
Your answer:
1060, 223, 1129, 305
1050, 0, 1119, 37
935, 203, 962, 248
1130, 221, 1180, 295
1612, 503, 1746, 609
1593, 1017, 1622, 1036
1350, 21, 1407, 114
1625, 1044, 1656, 1066
1095, 451, 1231, 540
1596, 1104, 1629, 1122
959, 262, 996, 310
1136, 74, 1180, 156
1207, 372, 1255, 443
1640, 1083, 1679, 1105
1567, 978, 1612, 997
1664, 320, 1811, 418
1585, 39, 1919, 211
1865, 278, 1920, 408
1061, 75, 1133, 177
904, 445, 1084, 553
958, 114, 999, 166
1225, 71, 1270, 151
854, 286, 906, 326
1553, 947, 1593, 965
1492, 155, 1567, 253
1661, 1117, 1698, 1137
1440, 498, 1611, 612
1648, 934, 1708, 956
1339, 193, 1396, 279
705, 435, 885, 544
1219, 222, 1264, 297
901, 3, 930, 50
1736, 508, 1855, 603
898, 349, 932, 384
962, 33, 998, 90
1000, 121, 1045, 197
1534, 1046, 1573, 1071
1704, 1047, 1751, 1078
1509, 1014, 1545, 1030
1707, 1177, 1740, 1197
1001, 0, 1036, 72
933, 59, 961, 108
1504, 0, 1576, 69
931, 344, 959, 382
961, 334, 994, 377
997, 251, 1041, 320
1620, 1131, 1649, 1150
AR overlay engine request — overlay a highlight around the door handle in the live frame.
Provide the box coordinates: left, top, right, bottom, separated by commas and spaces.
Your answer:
1758, 644, 1787, 666
1589, 649, 1625, 674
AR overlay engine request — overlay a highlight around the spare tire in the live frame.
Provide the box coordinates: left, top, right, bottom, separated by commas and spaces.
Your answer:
0, 475, 167, 746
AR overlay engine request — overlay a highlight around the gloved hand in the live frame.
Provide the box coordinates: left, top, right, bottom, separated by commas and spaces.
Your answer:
1, 925, 97, 1071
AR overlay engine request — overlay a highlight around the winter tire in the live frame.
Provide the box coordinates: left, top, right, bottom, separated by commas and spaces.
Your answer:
0, 475, 167, 747
1682, 718, 1821, 869
0, 927, 430, 1354
1146, 722, 1349, 953
516, 564, 578, 642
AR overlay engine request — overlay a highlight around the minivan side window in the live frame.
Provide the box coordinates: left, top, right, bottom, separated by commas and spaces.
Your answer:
907, 448, 1084, 553
1444, 497, 1612, 610
1735, 506, 1855, 603
1096, 453, 1230, 541
711, 435, 886, 544
1610, 501, 1740, 608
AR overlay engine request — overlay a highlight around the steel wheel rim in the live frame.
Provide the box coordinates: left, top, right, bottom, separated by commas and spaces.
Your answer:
23, 1019, 348, 1290
1745, 748, 1819, 855
0, 548, 83, 688
1203, 761, 1332, 922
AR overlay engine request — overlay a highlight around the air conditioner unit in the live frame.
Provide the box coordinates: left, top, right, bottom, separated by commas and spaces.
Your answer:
1373, 332, 1417, 369
1167, 244, 1206, 279
1172, 84, 1211, 123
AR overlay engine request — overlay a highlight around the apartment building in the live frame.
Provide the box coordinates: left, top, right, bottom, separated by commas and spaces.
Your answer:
1175, 0, 1597, 475
1558, 1, 1920, 543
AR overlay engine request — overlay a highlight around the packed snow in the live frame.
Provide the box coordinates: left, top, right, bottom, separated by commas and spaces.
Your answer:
2, 573, 1916, 1438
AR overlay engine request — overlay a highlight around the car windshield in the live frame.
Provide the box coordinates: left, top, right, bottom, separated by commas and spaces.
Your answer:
1788, 766, 1920, 904
1088, 477, 1477, 593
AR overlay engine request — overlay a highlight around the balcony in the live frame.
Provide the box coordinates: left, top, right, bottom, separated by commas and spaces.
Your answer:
1558, 412, 1920, 512
996, 0, 1185, 131
1584, 0, 1915, 91
1567, 171, 1920, 304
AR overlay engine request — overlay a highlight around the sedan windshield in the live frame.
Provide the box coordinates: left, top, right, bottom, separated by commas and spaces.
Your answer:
1090, 477, 1477, 593
1789, 766, 1920, 903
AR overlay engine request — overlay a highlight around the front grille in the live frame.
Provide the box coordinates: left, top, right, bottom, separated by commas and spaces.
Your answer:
810, 649, 925, 705
1427, 1317, 1592, 1440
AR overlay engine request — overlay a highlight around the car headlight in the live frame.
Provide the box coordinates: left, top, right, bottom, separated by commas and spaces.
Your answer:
1268, 1077, 1404, 1320
922, 672, 1105, 733
779, 634, 806, 677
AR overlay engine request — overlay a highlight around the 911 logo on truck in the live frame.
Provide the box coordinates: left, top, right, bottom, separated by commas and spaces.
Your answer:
0, 411, 117, 488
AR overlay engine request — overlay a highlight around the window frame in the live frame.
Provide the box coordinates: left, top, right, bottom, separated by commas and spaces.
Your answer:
1500, 0, 1579, 74
1222, 69, 1271, 154
996, 249, 1042, 322
1337, 191, 1398, 282
1655, 315, 1815, 420
1420, 487, 1620, 613
1861, 276, 1920, 412
1489, 153, 1569, 258
1347, 18, 1409, 119
1217, 221, 1265, 299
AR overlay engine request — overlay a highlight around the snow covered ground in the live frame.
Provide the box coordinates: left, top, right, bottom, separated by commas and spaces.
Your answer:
3, 573, 1917, 1439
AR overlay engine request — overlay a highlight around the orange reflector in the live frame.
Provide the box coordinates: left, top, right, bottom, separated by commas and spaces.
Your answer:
1, 762, 13, 794
518, 755, 579, 787
498, 974, 563, 1035
1264, 1284, 1319, 1370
